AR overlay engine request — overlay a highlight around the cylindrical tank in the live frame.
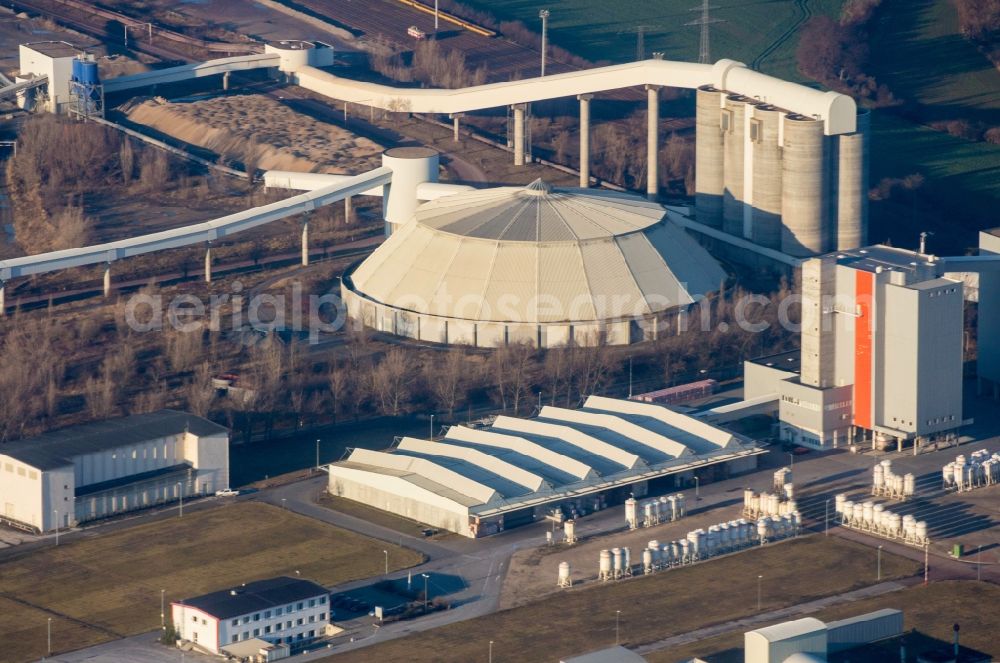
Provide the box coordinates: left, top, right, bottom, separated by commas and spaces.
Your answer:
564, 519, 576, 543
888, 513, 902, 535
835, 493, 847, 514
757, 517, 770, 540
660, 495, 671, 521
893, 475, 905, 495
648, 540, 661, 564
942, 463, 954, 485
783, 483, 794, 500
652, 499, 661, 523
781, 114, 827, 256
916, 521, 928, 541
873, 464, 884, 489
769, 493, 780, 516
558, 561, 570, 584
642, 547, 653, 572
695, 86, 725, 229
381, 147, 439, 235
675, 493, 686, 518
751, 104, 783, 249
611, 547, 622, 574
903, 473, 916, 496
836, 108, 870, 250
744, 488, 754, 509
852, 502, 864, 524
625, 497, 638, 528
722, 95, 747, 237
643, 501, 653, 524
862, 501, 874, 524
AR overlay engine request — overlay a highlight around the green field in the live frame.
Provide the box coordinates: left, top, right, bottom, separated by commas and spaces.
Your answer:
647, 580, 1000, 662
463, 0, 842, 82
319, 536, 920, 663
0, 502, 424, 663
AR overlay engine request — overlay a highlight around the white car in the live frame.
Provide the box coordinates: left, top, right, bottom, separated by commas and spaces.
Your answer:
215, 488, 239, 497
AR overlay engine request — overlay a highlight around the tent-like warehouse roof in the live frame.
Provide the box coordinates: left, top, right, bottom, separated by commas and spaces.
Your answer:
346, 180, 726, 324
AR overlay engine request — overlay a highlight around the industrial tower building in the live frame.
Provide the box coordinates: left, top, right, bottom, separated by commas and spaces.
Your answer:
746, 246, 964, 450
695, 88, 869, 257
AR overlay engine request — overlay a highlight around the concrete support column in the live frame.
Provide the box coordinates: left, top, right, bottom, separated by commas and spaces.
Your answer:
513, 104, 526, 166
222, 71, 230, 91
451, 113, 462, 142
204, 244, 212, 283
344, 195, 353, 224
301, 214, 310, 266
578, 94, 592, 188
646, 85, 660, 200
103, 263, 111, 298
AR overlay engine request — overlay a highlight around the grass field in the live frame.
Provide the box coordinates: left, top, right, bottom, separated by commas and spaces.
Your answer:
0, 502, 424, 663
647, 580, 1000, 662
318, 536, 920, 663
461, 0, 842, 82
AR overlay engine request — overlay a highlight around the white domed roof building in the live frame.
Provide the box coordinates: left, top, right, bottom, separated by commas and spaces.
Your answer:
341, 179, 726, 347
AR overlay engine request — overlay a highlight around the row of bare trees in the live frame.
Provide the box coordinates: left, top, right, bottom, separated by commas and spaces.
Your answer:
369, 37, 487, 89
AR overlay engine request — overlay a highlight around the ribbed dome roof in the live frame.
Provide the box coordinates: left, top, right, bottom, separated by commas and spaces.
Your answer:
416, 178, 663, 242
347, 182, 726, 324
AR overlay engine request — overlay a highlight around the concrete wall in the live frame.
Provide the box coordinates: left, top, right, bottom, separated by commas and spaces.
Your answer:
879, 280, 963, 436
743, 361, 794, 400
978, 232, 1000, 388
778, 382, 853, 449
781, 116, 827, 256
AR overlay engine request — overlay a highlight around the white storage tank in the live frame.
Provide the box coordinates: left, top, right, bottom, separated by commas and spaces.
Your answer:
675, 493, 686, 517
558, 561, 571, 587
873, 463, 884, 489
835, 493, 847, 514
916, 521, 928, 542
642, 547, 653, 573
903, 473, 915, 496
564, 519, 577, 544
611, 547, 622, 576
862, 501, 874, 524
783, 483, 794, 500
648, 540, 661, 564
625, 497, 638, 529
599, 549, 612, 579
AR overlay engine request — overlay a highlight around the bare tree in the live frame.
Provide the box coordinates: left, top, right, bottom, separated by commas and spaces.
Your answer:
424, 347, 466, 417
185, 362, 216, 417
327, 362, 349, 422
489, 342, 535, 414
369, 348, 413, 416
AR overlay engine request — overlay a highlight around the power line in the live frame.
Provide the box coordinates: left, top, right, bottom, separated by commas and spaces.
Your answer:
686, 0, 723, 64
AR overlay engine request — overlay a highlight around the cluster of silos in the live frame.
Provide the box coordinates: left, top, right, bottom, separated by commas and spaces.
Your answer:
69, 54, 102, 116
942, 450, 1000, 492
632, 494, 686, 529
598, 546, 633, 581
834, 494, 929, 546
694, 87, 869, 257
871, 460, 916, 500
742, 486, 796, 520
773, 467, 792, 490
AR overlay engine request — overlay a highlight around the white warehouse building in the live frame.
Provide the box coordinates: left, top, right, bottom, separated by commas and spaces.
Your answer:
328, 396, 762, 537
0, 410, 229, 532
342, 178, 727, 348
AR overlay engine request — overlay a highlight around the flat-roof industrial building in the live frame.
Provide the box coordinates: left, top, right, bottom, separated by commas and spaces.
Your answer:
0, 410, 229, 532
745, 245, 965, 451
328, 396, 762, 538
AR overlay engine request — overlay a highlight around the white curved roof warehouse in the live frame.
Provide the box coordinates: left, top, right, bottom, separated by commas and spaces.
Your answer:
342, 180, 726, 347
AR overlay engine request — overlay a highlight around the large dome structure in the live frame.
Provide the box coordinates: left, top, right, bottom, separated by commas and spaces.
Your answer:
342, 179, 726, 347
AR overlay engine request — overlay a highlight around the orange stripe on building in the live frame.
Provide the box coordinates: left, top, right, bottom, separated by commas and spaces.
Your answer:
854, 270, 874, 429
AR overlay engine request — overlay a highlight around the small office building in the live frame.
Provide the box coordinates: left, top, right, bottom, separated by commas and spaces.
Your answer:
172, 576, 331, 655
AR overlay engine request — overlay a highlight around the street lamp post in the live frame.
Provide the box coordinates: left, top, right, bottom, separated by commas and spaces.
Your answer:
877, 545, 883, 581
788, 452, 794, 470
281, 498, 287, 510
757, 575, 763, 611
53, 509, 59, 546
177, 482, 183, 518
422, 573, 430, 613
489, 640, 494, 663
615, 610, 621, 645
977, 545, 982, 582
434, 0, 439, 30
316, 439, 321, 469
628, 357, 633, 398
539, 10, 550, 76
694, 476, 700, 501
430, 414, 435, 440
47, 616, 51, 655
825, 499, 830, 536
161, 589, 166, 631
383, 550, 388, 576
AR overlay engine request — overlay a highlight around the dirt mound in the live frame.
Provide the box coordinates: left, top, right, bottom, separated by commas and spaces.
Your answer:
124, 95, 384, 174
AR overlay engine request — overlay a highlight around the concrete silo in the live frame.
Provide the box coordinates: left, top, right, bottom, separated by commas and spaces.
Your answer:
722, 95, 747, 237
750, 105, 784, 251
835, 108, 870, 250
695, 86, 725, 229
781, 115, 828, 256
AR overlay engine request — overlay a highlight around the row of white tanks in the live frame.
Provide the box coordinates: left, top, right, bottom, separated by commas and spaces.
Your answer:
625, 494, 686, 530
942, 450, 1000, 492
872, 460, 916, 500
773, 467, 792, 491
834, 493, 929, 546
742, 486, 796, 520
589, 514, 801, 583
